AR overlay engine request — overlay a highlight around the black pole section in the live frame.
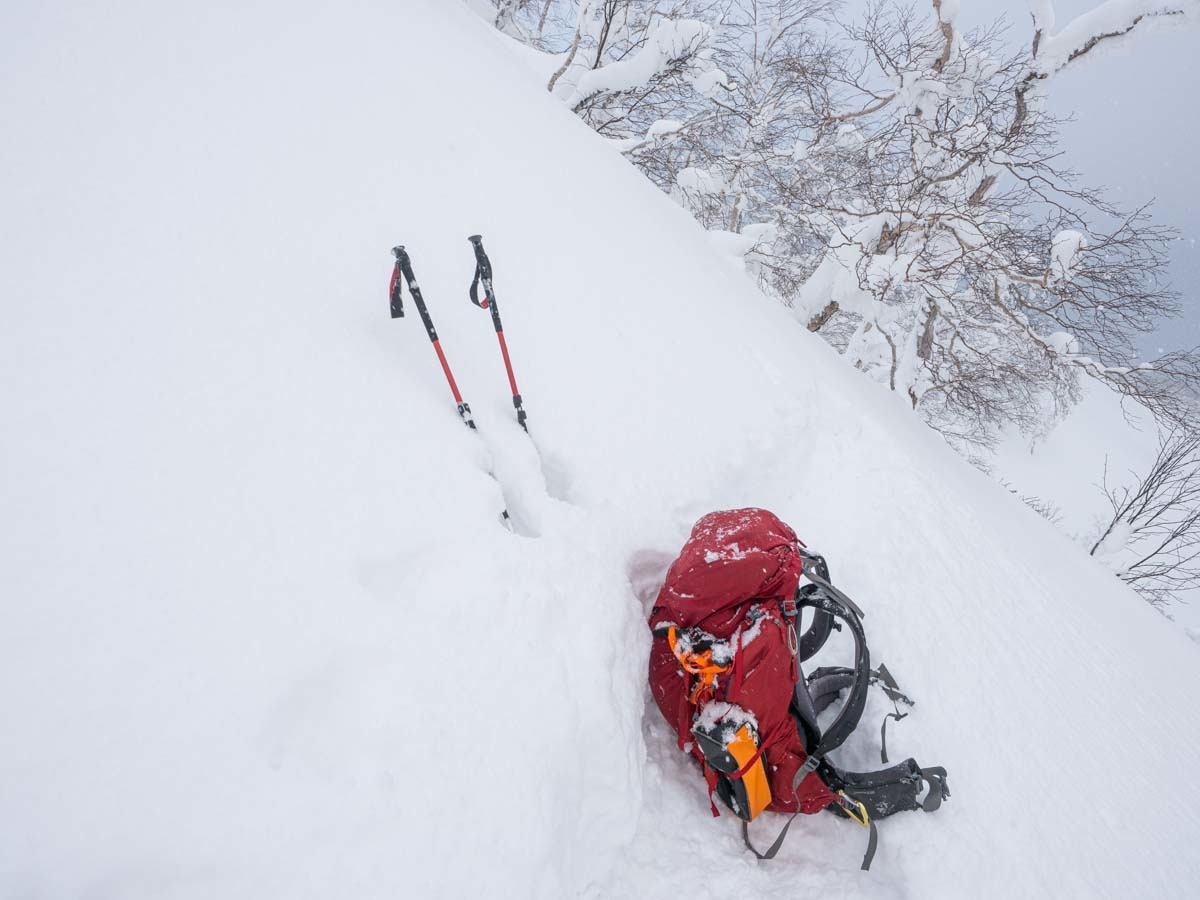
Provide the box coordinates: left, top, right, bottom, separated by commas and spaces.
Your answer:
467, 234, 528, 431
391, 245, 476, 429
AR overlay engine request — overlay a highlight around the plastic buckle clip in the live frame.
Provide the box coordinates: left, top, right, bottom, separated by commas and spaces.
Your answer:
836, 791, 871, 828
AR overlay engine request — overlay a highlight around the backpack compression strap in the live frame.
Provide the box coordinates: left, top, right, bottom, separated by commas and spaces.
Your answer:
742, 585, 879, 869
741, 776, 878, 870
871, 663, 914, 764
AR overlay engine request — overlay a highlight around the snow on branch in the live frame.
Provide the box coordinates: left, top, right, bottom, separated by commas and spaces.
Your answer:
561, 18, 713, 109
1030, 0, 1196, 76
493, 1, 1195, 456
931, 0, 960, 72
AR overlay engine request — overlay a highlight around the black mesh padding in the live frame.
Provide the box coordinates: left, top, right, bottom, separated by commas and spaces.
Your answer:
806, 666, 856, 716
825, 759, 925, 820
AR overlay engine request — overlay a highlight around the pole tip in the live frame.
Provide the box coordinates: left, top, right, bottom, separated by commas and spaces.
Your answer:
467, 234, 482, 244
391, 245, 405, 258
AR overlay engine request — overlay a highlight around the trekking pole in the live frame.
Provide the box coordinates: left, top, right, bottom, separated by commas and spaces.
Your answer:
391, 245, 476, 429
467, 234, 528, 432
390, 246, 514, 530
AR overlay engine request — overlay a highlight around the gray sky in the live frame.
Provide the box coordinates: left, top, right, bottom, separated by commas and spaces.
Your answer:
956, 1, 1199, 355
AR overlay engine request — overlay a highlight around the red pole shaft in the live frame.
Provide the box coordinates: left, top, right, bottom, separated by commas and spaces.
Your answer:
431, 339, 465, 405
495, 329, 520, 399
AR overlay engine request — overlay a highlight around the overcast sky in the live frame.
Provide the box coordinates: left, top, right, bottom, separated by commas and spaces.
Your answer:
956, 1, 1199, 355
3, 1, 1192, 352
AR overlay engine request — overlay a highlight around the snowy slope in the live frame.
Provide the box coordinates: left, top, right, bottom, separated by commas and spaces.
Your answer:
990, 384, 1200, 634
2, 1, 1198, 898
992, 388, 1158, 543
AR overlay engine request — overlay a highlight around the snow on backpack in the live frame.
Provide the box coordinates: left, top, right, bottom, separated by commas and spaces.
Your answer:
648, 508, 949, 869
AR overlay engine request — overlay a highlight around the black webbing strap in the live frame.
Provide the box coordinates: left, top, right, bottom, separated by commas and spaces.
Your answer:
879, 712, 906, 765
871, 663, 914, 705
739, 761, 816, 861
803, 568, 866, 619
861, 819, 879, 869
740, 742, 879, 870
467, 235, 499, 325
469, 264, 487, 308
833, 791, 879, 870
742, 790, 879, 870
868, 664, 916, 764
744, 815, 883, 868
741, 815, 798, 861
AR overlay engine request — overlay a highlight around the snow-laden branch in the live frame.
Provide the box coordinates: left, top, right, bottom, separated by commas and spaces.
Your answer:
492, 0, 1196, 456
560, 18, 713, 109
931, 0, 960, 72
1029, 0, 1196, 76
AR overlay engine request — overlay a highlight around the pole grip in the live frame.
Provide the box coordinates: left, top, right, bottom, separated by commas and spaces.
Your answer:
393, 245, 418, 292
468, 234, 492, 281
391, 244, 439, 343
389, 260, 404, 318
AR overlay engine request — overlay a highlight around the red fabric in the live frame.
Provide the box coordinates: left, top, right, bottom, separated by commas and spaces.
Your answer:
648, 508, 837, 816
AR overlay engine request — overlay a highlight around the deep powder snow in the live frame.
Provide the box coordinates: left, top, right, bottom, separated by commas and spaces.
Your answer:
2, 2, 1198, 898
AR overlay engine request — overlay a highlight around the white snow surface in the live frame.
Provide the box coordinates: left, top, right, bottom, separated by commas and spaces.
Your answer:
992, 386, 1159, 545
990, 384, 1200, 629
2, 2, 1199, 898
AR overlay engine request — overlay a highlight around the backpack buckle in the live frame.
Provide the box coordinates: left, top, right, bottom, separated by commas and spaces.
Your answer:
835, 791, 871, 828
780, 596, 799, 618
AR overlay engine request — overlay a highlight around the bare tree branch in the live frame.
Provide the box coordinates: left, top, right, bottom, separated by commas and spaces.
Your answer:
1091, 426, 1200, 609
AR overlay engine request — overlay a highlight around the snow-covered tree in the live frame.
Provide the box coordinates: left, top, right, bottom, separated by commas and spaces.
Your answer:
623, 0, 840, 302
490, 0, 1199, 454
539, 0, 724, 134
788, 0, 1197, 450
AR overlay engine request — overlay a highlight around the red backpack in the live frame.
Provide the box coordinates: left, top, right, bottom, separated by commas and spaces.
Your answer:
648, 508, 948, 869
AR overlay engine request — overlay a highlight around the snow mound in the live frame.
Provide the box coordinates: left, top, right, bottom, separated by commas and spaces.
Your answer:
2, 1, 1198, 898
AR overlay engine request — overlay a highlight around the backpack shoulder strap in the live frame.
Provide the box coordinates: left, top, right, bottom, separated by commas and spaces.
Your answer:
792, 585, 871, 758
